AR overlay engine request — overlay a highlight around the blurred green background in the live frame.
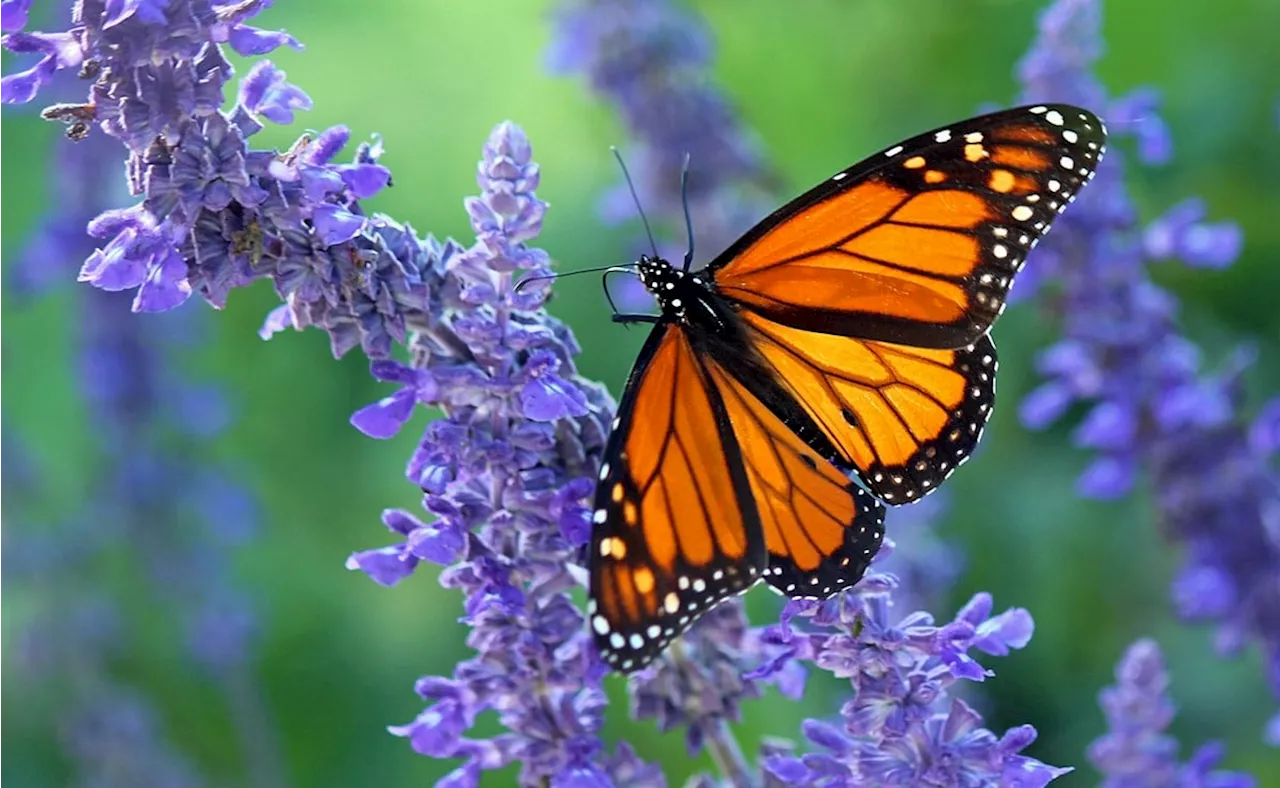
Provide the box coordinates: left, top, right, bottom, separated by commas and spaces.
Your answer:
4, 0, 1279, 785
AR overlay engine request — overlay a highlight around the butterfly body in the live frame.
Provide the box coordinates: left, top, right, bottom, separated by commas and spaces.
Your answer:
588, 104, 1107, 671
633, 254, 728, 333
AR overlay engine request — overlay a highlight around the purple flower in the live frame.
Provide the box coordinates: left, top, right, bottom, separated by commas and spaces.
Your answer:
226, 22, 302, 57
6, 68, 280, 783
350, 361, 440, 439
549, 0, 776, 263
1, 0, 32, 34
1088, 639, 1255, 788
757, 585, 1068, 786
0, 29, 82, 103
1017, 0, 1280, 726
518, 350, 589, 422
238, 60, 313, 125
15, 39, 640, 782
345, 508, 466, 587
342, 123, 654, 783
630, 601, 763, 757
1250, 397, 1280, 457
1144, 199, 1243, 269
2, 2, 430, 357
59, 692, 205, 787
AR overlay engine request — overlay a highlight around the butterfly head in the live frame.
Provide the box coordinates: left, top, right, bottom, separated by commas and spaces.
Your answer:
635, 254, 713, 324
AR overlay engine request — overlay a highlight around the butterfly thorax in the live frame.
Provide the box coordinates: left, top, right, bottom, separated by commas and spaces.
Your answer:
635, 255, 722, 330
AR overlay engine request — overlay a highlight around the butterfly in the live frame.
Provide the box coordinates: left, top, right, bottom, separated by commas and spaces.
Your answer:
584, 104, 1106, 672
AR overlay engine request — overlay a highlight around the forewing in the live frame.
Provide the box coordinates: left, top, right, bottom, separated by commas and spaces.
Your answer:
710, 104, 1106, 349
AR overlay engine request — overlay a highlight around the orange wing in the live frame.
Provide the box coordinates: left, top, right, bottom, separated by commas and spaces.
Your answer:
708, 362, 886, 598
739, 309, 998, 503
709, 104, 1107, 349
589, 323, 891, 672
588, 324, 766, 672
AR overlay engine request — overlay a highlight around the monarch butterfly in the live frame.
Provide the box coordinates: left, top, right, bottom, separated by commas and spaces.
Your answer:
584, 105, 1106, 672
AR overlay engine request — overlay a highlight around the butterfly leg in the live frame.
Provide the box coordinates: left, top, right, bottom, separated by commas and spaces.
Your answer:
612, 313, 661, 326
603, 270, 658, 330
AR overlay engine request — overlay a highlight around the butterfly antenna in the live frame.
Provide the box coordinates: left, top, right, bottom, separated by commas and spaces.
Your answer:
611, 147, 660, 259
513, 264, 635, 294
680, 152, 695, 271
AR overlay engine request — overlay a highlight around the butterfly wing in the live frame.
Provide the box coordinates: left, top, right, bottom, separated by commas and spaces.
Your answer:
705, 359, 886, 597
708, 104, 1106, 349
590, 319, 891, 670
738, 309, 997, 503
588, 323, 766, 672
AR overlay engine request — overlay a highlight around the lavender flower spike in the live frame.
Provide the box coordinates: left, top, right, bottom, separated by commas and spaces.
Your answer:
351, 123, 660, 786
2, 3, 430, 359
3, 5, 653, 780
7, 92, 281, 784
549, 0, 774, 252
1089, 639, 1255, 788
756, 586, 1067, 786
1016, 0, 1280, 725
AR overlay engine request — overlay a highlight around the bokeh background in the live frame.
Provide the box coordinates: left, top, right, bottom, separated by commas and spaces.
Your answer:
4, 0, 1279, 785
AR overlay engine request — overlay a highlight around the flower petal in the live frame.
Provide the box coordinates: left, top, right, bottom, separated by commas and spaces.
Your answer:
350, 388, 417, 439
227, 24, 304, 56
1, 0, 32, 33
346, 545, 418, 587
